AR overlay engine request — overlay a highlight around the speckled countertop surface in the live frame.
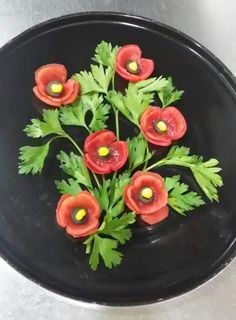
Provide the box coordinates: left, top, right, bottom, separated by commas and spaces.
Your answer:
0, 1, 236, 319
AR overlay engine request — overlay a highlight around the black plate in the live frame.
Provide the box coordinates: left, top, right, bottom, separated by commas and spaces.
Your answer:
0, 12, 236, 306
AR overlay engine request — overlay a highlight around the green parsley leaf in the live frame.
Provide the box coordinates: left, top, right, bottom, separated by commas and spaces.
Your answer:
123, 85, 154, 125
24, 109, 65, 138
87, 235, 122, 271
156, 146, 223, 202
59, 99, 90, 130
55, 178, 82, 195
89, 102, 110, 131
84, 212, 136, 271
157, 77, 184, 108
94, 179, 111, 211
73, 65, 113, 95
107, 90, 134, 123
92, 41, 119, 68
127, 134, 153, 171
109, 199, 125, 218
18, 142, 50, 175
73, 71, 103, 94
57, 151, 92, 189
108, 86, 154, 127
81, 94, 111, 131
165, 175, 205, 215
102, 212, 136, 244
96, 172, 130, 215
112, 172, 131, 206
60, 94, 111, 132
129, 76, 169, 93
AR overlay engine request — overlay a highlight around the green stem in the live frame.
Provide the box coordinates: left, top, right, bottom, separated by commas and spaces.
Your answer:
64, 134, 83, 156
145, 159, 192, 172
112, 73, 115, 91
62, 133, 95, 189
92, 172, 101, 188
114, 108, 120, 140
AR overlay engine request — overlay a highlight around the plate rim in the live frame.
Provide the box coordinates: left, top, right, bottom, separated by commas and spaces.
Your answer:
0, 11, 236, 307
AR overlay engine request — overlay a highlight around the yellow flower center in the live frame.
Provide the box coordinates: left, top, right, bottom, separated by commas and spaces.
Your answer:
75, 209, 87, 221
141, 187, 153, 199
156, 120, 167, 133
98, 146, 110, 157
51, 83, 63, 94
128, 61, 138, 73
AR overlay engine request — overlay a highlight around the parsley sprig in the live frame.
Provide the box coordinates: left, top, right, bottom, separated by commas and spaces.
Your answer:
84, 172, 134, 271
165, 175, 205, 214
84, 212, 135, 271
127, 134, 154, 171
157, 77, 184, 107
146, 146, 223, 202
60, 94, 111, 133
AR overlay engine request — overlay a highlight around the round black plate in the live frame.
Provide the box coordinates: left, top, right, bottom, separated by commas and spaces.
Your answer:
0, 12, 236, 306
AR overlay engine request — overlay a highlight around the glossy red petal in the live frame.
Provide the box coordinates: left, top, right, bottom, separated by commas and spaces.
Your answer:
140, 106, 172, 146
138, 58, 154, 78
56, 195, 79, 227
116, 58, 154, 83
140, 206, 169, 225
124, 185, 141, 214
33, 85, 63, 107
162, 107, 187, 139
109, 141, 128, 171
56, 194, 70, 226
56, 192, 100, 236
132, 188, 168, 214
125, 172, 168, 215
35, 63, 67, 85
132, 171, 164, 189
75, 191, 100, 218
116, 45, 142, 67
84, 130, 116, 153
33, 79, 79, 107
116, 45, 154, 82
61, 79, 80, 105
66, 214, 99, 237
84, 154, 112, 174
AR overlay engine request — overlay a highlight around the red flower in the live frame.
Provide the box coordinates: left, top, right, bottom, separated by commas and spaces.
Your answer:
56, 191, 100, 238
84, 130, 128, 174
115, 45, 154, 82
33, 64, 79, 107
124, 171, 169, 225
140, 106, 187, 146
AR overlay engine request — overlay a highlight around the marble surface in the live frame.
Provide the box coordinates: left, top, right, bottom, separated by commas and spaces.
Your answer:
0, 0, 236, 319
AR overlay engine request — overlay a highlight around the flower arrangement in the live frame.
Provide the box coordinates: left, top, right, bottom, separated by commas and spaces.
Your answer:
18, 41, 223, 271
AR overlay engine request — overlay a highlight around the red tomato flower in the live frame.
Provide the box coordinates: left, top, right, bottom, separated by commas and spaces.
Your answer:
56, 191, 100, 238
33, 63, 79, 107
115, 44, 154, 82
84, 130, 128, 174
140, 106, 187, 146
124, 171, 169, 225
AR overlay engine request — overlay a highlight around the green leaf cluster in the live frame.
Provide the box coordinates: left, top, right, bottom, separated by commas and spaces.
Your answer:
165, 175, 205, 215
60, 93, 110, 132
127, 134, 153, 170
157, 77, 184, 107
55, 151, 92, 194
157, 146, 223, 201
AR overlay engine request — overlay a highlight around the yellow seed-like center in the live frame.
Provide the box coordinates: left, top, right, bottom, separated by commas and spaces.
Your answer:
141, 188, 153, 199
51, 83, 63, 94
75, 209, 87, 221
128, 61, 138, 72
156, 121, 167, 132
98, 147, 110, 157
